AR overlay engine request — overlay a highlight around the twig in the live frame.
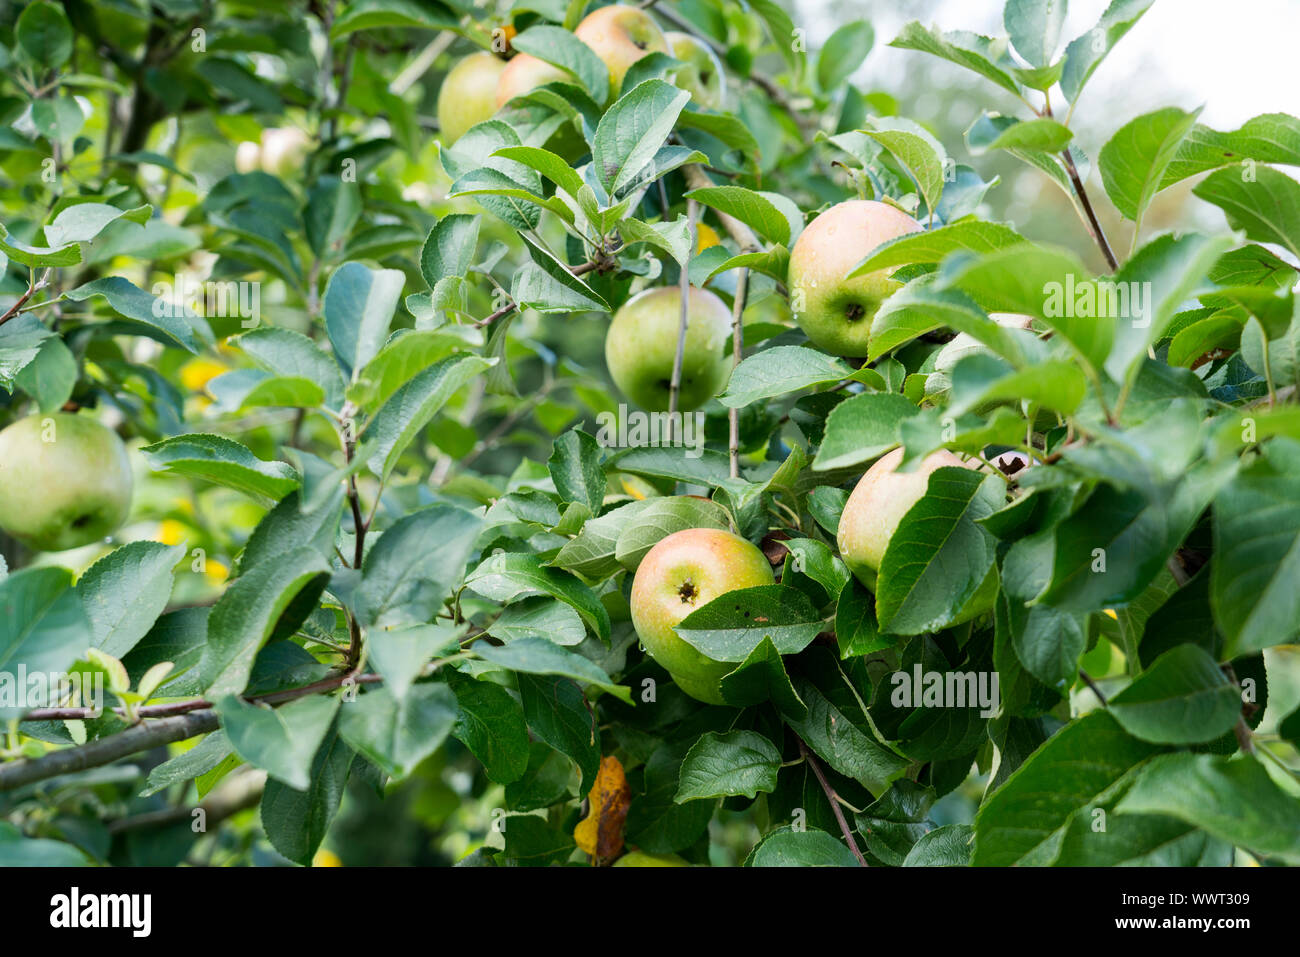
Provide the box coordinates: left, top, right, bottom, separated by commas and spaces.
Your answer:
667, 199, 697, 438
474, 301, 517, 328
1061, 149, 1118, 271
107, 768, 265, 834
797, 737, 868, 866
1078, 669, 1108, 706
728, 267, 749, 479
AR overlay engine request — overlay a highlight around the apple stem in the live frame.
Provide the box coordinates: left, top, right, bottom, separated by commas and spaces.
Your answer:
797, 736, 869, 866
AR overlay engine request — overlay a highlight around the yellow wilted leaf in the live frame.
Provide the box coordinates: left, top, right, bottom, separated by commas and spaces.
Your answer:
695, 222, 720, 253
573, 755, 631, 863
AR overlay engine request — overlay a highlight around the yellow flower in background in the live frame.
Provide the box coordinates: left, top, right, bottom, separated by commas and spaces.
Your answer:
157, 519, 188, 546
179, 357, 227, 392
312, 848, 343, 867
695, 222, 720, 253
204, 560, 229, 585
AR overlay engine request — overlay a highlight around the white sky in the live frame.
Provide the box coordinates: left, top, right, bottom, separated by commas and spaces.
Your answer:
799, 0, 1300, 130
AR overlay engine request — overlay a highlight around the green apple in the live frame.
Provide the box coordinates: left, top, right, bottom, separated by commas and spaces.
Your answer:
574, 3, 669, 97
0, 413, 133, 552
495, 53, 568, 108
787, 199, 923, 357
837, 447, 972, 588
605, 286, 732, 412
629, 527, 775, 704
613, 850, 689, 866
259, 127, 312, 177
665, 31, 726, 110
437, 52, 507, 144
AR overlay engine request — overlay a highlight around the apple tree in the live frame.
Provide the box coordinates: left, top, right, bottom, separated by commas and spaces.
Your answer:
1, 0, 1299, 868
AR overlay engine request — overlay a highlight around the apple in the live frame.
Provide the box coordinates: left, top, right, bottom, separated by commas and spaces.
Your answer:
933, 313, 1035, 375
787, 200, 923, 357
234, 140, 261, 173
0, 413, 133, 552
613, 850, 689, 866
837, 447, 973, 588
605, 286, 733, 412
665, 31, 726, 110
629, 527, 775, 704
495, 53, 568, 108
574, 3, 669, 97
259, 127, 312, 177
437, 52, 507, 144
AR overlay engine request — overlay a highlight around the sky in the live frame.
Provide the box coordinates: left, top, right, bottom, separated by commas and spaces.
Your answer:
798, 0, 1300, 130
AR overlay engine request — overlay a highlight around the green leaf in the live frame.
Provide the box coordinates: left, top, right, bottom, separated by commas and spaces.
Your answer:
889, 21, 1022, 97
675, 730, 781, 802
419, 213, 480, 289
718, 635, 808, 718
338, 684, 458, 779
0, 223, 81, 268
1099, 107, 1201, 222
235, 327, 346, 409
0, 822, 89, 866
362, 354, 494, 482
720, 345, 853, 408
510, 24, 610, 104
330, 0, 460, 36
14, 336, 76, 413
547, 429, 606, 515
1212, 444, 1300, 657
1004, 0, 1066, 67
871, 281, 1030, 364
849, 220, 1025, 279
346, 328, 480, 411
613, 495, 730, 571
1116, 753, 1300, 863
517, 673, 599, 791
0, 315, 54, 393
1193, 165, 1300, 261
788, 677, 910, 794
1060, 0, 1155, 103
966, 114, 1073, 155
1162, 112, 1300, 189
141, 731, 232, 797
64, 277, 202, 353
675, 585, 824, 662
686, 185, 792, 246
75, 541, 185, 659
813, 392, 918, 471
862, 118, 947, 215
876, 469, 1004, 634
260, 728, 354, 866
492, 145, 587, 199
304, 177, 362, 259
357, 505, 484, 628
473, 637, 631, 703
217, 693, 340, 790
949, 353, 1086, 416
973, 711, 1163, 866
200, 548, 331, 697
466, 552, 611, 642
448, 672, 530, 784
141, 433, 299, 504
618, 215, 694, 266
323, 262, 405, 381
903, 824, 973, 866
0, 568, 91, 718
511, 232, 610, 313
206, 370, 325, 413
488, 598, 586, 647
551, 499, 654, 578
591, 79, 691, 197
749, 827, 860, 867
1108, 645, 1242, 744
816, 20, 874, 92
15, 0, 73, 68
44, 203, 151, 247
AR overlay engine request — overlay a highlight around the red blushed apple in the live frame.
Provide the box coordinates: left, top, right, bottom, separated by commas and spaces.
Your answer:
574, 3, 669, 96
495, 53, 568, 109
629, 527, 774, 704
787, 199, 923, 357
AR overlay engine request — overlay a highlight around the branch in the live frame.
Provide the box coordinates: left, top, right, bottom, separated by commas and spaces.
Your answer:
796, 737, 868, 866
728, 266, 749, 479
107, 768, 265, 835
1078, 669, 1108, 706
1061, 149, 1118, 271
0, 711, 219, 792
667, 199, 697, 435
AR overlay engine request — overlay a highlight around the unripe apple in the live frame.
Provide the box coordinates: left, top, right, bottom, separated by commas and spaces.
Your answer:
495, 53, 568, 108
0, 413, 133, 552
613, 850, 689, 866
630, 527, 775, 704
437, 51, 508, 144
787, 200, 923, 357
604, 286, 732, 412
259, 127, 312, 177
574, 3, 669, 97
837, 447, 972, 588
234, 140, 261, 173
665, 31, 726, 110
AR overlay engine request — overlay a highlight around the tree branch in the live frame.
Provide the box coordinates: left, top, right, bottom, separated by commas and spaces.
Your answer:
796, 737, 868, 866
1061, 149, 1118, 271
667, 199, 697, 437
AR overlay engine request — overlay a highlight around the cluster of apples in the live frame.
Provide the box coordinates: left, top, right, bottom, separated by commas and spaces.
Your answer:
436, 4, 726, 146
234, 127, 313, 177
